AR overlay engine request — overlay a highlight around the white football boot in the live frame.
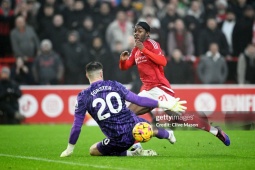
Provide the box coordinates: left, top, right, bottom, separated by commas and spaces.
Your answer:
132, 148, 157, 156
130, 142, 143, 151
168, 129, 176, 144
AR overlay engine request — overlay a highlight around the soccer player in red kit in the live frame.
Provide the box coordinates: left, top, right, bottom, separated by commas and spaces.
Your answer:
119, 21, 230, 148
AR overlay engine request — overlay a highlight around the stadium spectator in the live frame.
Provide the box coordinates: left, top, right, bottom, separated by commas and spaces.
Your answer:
198, 17, 229, 57
152, 0, 165, 19
232, 0, 249, 20
184, 0, 204, 56
165, 49, 194, 84
78, 16, 101, 49
247, 0, 255, 8
170, 0, 190, 17
138, 11, 160, 29
234, 5, 254, 56
1, 0, 16, 10
88, 36, 112, 79
61, 0, 75, 29
37, 0, 61, 19
219, 10, 239, 56
167, 19, 194, 57
237, 44, 255, 84
32, 39, 64, 85
85, 0, 100, 20
15, 1, 28, 19
38, 4, 55, 39
126, 8, 137, 25
61, 31, 89, 84
202, 0, 217, 19
186, 0, 205, 24
69, 0, 87, 29
0, 66, 24, 124
47, 14, 68, 55
197, 43, 228, 84
160, 3, 180, 53
10, 16, 40, 60
141, 0, 158, 19
94, 2, 114, 42
215, 0, 228, 23
161, 3, 180, 31
11, 57, 34, 85
15, 0, 39, 31
115, 0, 133, 13
27, 0, 40, 29
142, 14, 163, 45
0, 0, 15, 57
141, 0, 165, 20
106, 10, 133, 52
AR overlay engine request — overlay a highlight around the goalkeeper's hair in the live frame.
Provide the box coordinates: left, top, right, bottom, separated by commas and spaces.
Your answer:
86, 61, 103, 73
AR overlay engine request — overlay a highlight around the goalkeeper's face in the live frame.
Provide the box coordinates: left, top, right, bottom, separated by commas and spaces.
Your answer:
134, 25, 149, 42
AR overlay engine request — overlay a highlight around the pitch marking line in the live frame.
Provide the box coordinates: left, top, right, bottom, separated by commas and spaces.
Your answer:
0, 153, 132, 170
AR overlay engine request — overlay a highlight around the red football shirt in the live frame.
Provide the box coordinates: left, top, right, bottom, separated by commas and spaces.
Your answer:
119, 38, 174, 95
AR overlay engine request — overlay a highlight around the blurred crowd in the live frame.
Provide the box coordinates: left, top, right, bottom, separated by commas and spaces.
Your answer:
0, 0, 255, 86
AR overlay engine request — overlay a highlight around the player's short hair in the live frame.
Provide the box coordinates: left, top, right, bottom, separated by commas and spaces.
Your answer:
86, 61, 103, 73
136, 21, 151, 32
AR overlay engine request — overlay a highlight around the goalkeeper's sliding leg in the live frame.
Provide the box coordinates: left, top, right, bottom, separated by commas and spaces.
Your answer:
89, 127, 176, 156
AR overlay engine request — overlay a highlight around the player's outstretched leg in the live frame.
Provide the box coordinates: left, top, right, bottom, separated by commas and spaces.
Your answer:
183, 113, 230, 146
165, 111, 230, 146
153, 128, 176, 144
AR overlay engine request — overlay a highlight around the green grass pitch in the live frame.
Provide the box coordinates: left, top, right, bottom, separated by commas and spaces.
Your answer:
0, 125, 254, 170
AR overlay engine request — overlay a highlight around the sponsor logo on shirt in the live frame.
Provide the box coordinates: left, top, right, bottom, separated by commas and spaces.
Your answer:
135, 51, 147, 64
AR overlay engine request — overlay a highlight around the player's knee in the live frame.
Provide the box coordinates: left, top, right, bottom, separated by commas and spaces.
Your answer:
89, 145, 97, 156
89, 149, 97, 156
89, 144, 102, 156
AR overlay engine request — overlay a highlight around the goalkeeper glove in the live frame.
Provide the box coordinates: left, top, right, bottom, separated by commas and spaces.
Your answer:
169, 98, 187, 113
60, 143, 75, 157
158, 97, 187, 114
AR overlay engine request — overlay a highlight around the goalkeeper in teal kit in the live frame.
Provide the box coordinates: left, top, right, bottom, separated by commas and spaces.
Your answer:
60, 61, 187, 157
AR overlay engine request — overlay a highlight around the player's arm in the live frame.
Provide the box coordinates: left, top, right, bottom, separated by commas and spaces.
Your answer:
125, 91, 187, 114
119, 49, 136, 70
135, 40, 167, 66
60, 94, 87, 157
141, 48, 167, 66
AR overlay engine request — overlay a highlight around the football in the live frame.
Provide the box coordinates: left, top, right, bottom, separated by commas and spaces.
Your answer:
132, 122, 153, 142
